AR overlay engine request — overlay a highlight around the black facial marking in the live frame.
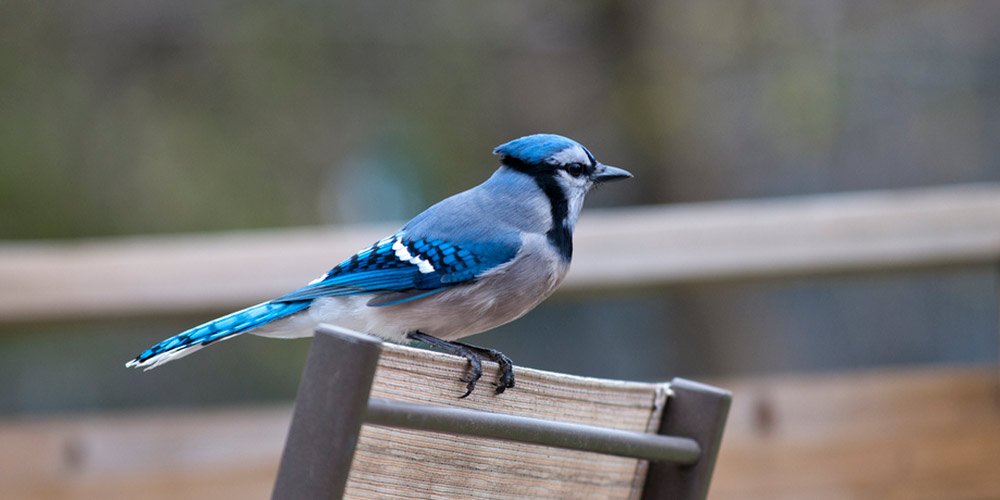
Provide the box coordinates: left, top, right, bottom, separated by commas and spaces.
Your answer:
499, 154, 574, 261
532, 174, 573, 261
499, 155, 551, 176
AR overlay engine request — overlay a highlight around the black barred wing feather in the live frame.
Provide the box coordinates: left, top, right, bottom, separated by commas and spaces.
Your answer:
273, 234, 520, 305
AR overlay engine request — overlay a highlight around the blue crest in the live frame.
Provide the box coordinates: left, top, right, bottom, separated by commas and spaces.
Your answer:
493, 134, 587, 165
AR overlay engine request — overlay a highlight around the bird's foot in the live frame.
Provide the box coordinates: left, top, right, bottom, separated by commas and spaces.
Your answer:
457, 343, 515, 394
406, 332, 515, 397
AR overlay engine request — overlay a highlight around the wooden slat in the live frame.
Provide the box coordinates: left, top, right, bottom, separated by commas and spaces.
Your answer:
574, 183, 1000, 287
1, 365, 997, 500
710, 367, 1000, 499
349, 342, 668, 499
0, 224, 394, 323
2, 183, 999, 323
0, 406, 290, 500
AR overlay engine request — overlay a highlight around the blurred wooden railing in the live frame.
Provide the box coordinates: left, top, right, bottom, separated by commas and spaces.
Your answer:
2, 182, 999, 323
1, 183, 999, 500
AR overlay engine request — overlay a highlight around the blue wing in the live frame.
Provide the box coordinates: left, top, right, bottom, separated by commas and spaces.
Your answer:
273, 233, 520, 306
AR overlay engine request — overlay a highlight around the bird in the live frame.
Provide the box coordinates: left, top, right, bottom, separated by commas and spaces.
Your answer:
127, 133, 632, 397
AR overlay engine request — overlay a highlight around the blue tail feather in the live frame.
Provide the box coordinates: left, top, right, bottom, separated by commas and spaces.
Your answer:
127, 300, 311, 369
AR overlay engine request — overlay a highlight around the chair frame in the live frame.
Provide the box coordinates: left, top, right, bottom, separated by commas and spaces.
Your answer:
273, 325, 731, 500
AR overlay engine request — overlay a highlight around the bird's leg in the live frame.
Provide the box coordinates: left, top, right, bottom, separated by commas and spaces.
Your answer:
406, 331, 483, 398
406, 332, 515, 397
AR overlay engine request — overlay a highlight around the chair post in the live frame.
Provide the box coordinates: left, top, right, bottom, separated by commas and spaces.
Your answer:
641, 378, 732, 500
272, 325, 383, 500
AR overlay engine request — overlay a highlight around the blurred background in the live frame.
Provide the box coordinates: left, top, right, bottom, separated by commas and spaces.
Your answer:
2, 0, 999, 498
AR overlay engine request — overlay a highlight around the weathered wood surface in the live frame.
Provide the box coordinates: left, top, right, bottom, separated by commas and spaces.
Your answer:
348, 343, 668, 499
3, 183, 999, 323
2, 364, 997, 499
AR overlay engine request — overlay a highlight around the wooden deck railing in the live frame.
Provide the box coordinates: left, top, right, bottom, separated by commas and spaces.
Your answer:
2, 182, 999, 323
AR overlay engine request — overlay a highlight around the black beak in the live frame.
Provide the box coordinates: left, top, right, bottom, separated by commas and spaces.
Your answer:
592, 163, 633, 183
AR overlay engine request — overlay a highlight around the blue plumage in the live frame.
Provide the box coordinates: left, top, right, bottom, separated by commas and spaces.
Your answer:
128, 234, 519, 368
127, 300, 311, 368
273, 234, 518, 302
493, 134, 586, 165
127, 133, 631, 395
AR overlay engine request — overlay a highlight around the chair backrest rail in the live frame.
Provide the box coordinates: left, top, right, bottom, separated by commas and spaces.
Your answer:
365, 397, 702, 464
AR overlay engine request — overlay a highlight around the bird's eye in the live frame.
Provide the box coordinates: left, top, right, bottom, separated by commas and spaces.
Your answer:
566, 163, 585, 177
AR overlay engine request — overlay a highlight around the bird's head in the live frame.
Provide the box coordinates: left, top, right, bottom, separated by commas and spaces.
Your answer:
492, 134, 632, 197
491, 134, 631, 258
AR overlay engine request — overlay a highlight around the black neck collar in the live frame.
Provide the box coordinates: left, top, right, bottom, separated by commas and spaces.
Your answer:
500, 158, 572, 261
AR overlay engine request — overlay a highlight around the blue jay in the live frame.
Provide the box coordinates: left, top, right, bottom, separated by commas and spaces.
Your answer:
127, 134, 632, 397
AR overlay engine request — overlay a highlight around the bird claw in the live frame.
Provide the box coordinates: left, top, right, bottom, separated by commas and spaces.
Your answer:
459, 381, 477, 399
458, 352, 484, 399
491, 351, 516, 394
